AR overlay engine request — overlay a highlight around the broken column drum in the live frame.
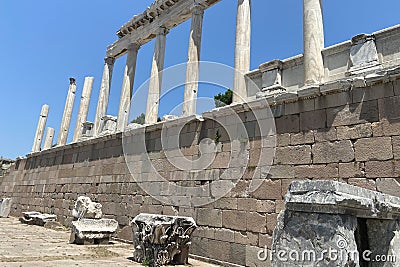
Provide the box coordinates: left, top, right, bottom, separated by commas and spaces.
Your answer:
132, 213, 197, 266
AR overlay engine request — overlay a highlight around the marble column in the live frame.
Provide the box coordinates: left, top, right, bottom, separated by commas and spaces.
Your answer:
57, 78, 77, 146
73, 77, 94, 142
32, 104, 49, 152
232, 0, 251, 103
303, 0, 325, 86
43, 127, 55, 150
94, 57, 115, 136
182, 4, 204, 117
116, 43, 140, 132
145, 27, 169, 124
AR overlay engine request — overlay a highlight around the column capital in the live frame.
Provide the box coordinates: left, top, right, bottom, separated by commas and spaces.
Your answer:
156, 26, 169, 36
127, 43, 140, 52
69, 78, 76, 85
191, 3, 205, 15
104, 57, 116, 65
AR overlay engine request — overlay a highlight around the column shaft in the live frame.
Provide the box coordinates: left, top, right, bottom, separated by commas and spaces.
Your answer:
232, 0, 251, 103
303, 0, 325, 86
57, 78, 77, 146
145, 27, 168, 124
116, 43, 140, 131
43, 127, 55, 150
73, 77, 94, 142
32, 104, 49, 152
182, 5, 204, 117
94, 57, 115, 136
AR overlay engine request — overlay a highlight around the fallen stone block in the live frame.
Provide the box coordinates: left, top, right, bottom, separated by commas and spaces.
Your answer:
0, 198, 12, 218
70, 218, 118, 245
132, 213, 197, 266
72, 196, 102, 220
19, 211, 57, 226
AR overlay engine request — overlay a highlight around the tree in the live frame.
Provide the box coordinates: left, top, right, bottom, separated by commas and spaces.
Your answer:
131, 113, 145, 125
214, 89, 233, 108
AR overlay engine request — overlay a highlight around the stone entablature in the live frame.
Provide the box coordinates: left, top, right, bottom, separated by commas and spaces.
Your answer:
108, 0, 221, 58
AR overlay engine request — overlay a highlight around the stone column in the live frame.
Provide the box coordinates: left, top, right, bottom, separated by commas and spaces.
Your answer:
232, 0, 251, 103
57, 78, 77, 146
145, 27, 169, 124
303, 0, 325, 86
94, 57, 115, 136
32, 104, 49, 152
43, 127, 55, 150
73, 77, 94, 142
116, 43, 140, 132
182, 4, 204, 117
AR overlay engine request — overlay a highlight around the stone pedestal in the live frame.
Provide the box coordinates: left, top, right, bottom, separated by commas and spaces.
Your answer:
146, 27, 168, 124
303, 0, 325, 86
58, 78, 77, 146
347, 34, 382, 76
94, 57, 115, 136
182, 4, 204, 117
256, 60, 286, 98
73, 77, 94, 142
32, 104, 49, 152
43, 127, 55, 150
70, 219, 118, 245
272, 180, 400, 266
0, 198, 12, 218
117, 43, 140, 132
80, 122, 94, 140
132, 213, 197, 266
233, 0, 251, 103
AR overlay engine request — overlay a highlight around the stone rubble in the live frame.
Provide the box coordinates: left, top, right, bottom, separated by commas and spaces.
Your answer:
19, 211, 57, 226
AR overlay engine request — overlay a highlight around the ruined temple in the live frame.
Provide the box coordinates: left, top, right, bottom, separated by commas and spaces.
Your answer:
2, 0, 400, 266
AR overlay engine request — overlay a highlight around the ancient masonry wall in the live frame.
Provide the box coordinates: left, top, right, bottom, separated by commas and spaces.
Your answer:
2, 78, 400, 265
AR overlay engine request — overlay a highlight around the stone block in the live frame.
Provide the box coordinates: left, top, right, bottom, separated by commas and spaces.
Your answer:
72, 196, 102, 219
275, 115, 299, 134
276, 133, 290, 147
315, 91, 351, 110
378, 95, 400, 121
251, 179, 282, 200
246, 245, 271, 267
222, 210, 247, 231
234, 231, 258, 246
339, 162, 364, 178
336, 123, 372, 140
247, 212, 267, 233
290, 131, 314, 145
295, 164, 338, 179
354, 137, 393, 161
214, 228, 235, 242
263, 165, 294, 179
347, 178, 376, 191
376, 178, 400, 197
229, 243, 246, 266
352, 82, 394, 103
393, 136, 400, 159
196, 208, 222, 228
326, 100, 379, 127
274, 145, 312, 165
237, 198, 275, 213
365, 160, 394, 178
266, 213, 278, 235
312, 140, 354, 163
0, 198, 12, 218
314, 128, 337, 142
300, 109, 327, 131
258, 234, 273, 249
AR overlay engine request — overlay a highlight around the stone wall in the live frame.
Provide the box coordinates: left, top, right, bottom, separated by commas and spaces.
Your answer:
2, 74, 400, 266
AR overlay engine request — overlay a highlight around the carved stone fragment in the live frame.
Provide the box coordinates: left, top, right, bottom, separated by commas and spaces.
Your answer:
72, 196, 103, 220
132, 213, 197, 266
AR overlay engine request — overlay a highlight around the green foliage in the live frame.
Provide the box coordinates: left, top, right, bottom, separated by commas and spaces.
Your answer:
131, 113, 146, 125
214, 89, 233, 108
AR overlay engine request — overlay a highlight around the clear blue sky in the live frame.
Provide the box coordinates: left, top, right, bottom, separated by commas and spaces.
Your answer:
1, 0, 399, 159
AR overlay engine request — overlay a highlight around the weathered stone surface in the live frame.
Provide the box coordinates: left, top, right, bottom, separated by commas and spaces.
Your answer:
312, 140, 354, 163
295, 164, 338, 178
327, 101, 379, 127
272, 210, 358, 266
0, 198, 12, 218
354, 137, 393, 161
336, 123, 372, 140
274, 145, 312, 165
300, 110, 326, 131
339, 162, 364, 178
376, 178, 400, 197
70, 218, 118, 245
285, 180, 400, 219
132, 213, 196, 266
20, 211, 57, 226
72, 196, 103, 220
